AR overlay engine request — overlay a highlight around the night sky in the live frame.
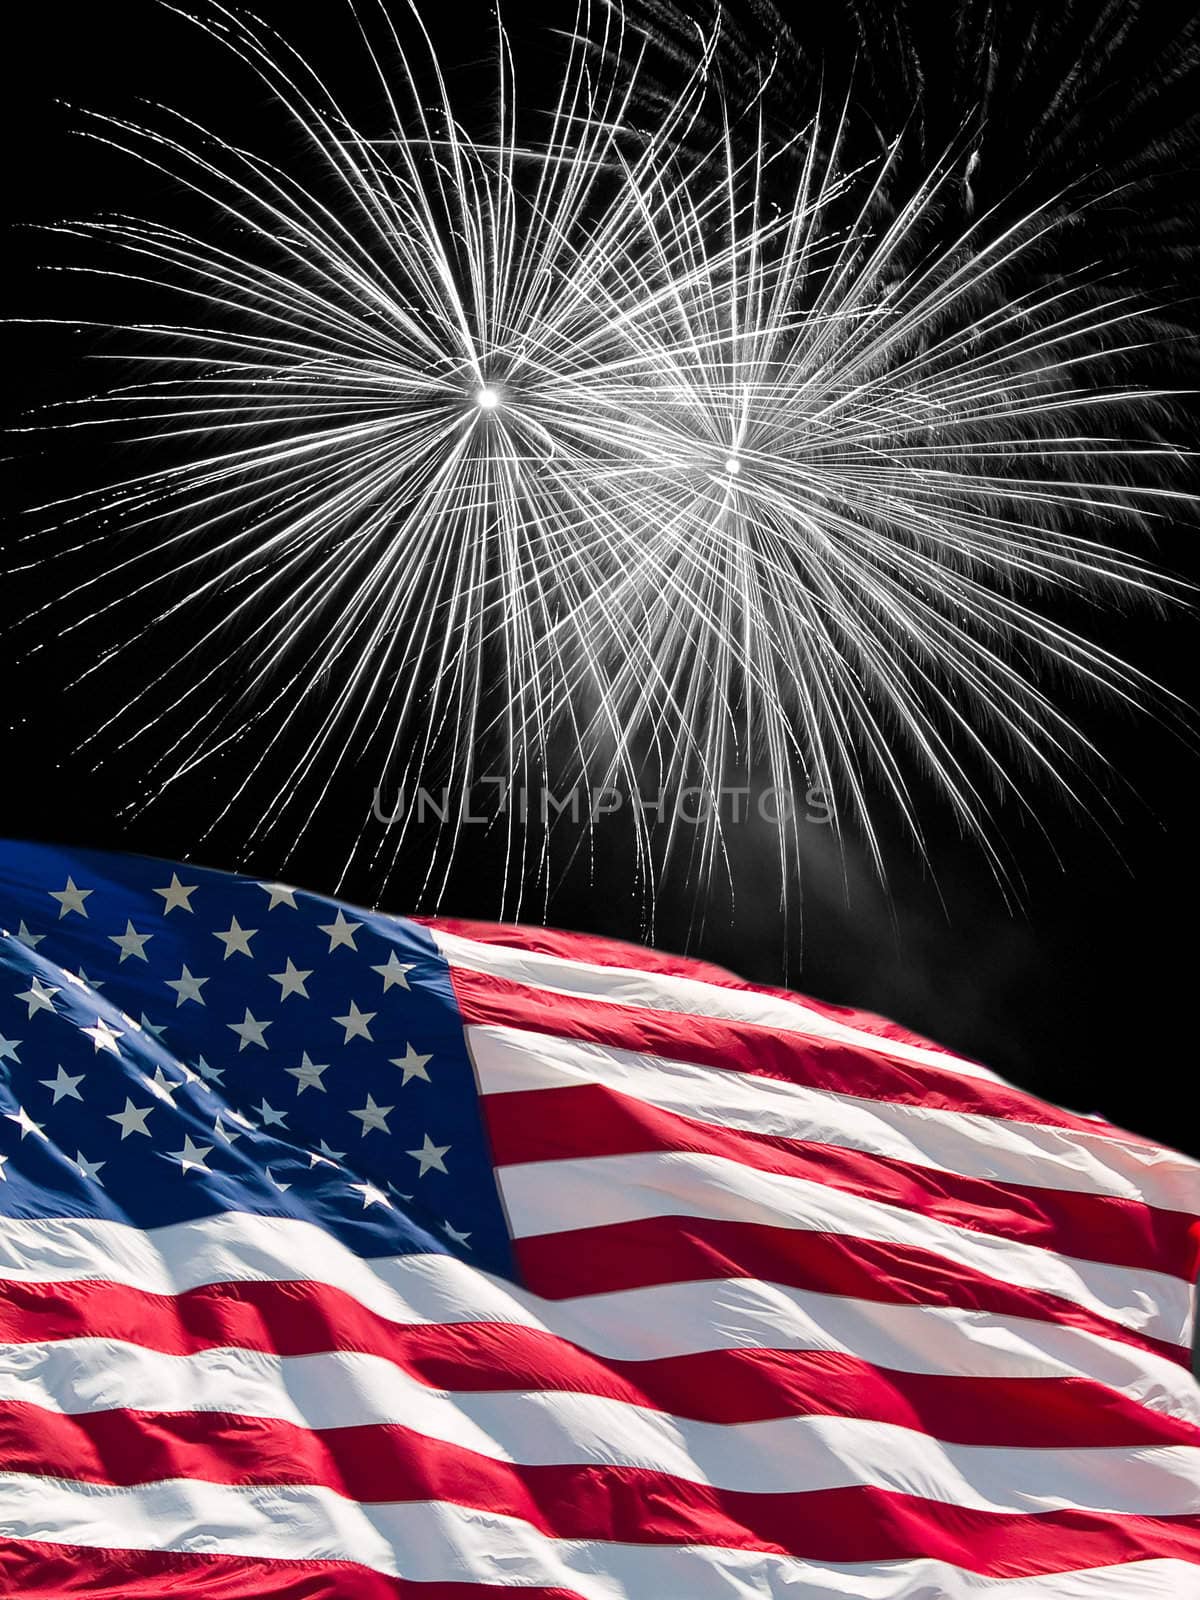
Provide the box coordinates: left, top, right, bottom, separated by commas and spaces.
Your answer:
3, 1, 1199, 1159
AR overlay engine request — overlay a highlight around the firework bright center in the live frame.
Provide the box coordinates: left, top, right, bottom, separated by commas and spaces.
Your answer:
475, 387, 502, 411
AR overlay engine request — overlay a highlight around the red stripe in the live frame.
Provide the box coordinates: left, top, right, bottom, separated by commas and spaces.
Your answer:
484, 1083, 1196, 1279
0, 1540, 577, 1600
449, 965, 1161, 1149
515, 1215, 1192, 1366
421, 916, 765, 989
3, 1403, 1199, 1576
428, 918, 1165, 1150
423, 917, 980, 1068
4, 1277, 1193, 1448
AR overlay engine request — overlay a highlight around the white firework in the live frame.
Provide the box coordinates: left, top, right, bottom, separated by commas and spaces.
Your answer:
11, 1, 1190, 909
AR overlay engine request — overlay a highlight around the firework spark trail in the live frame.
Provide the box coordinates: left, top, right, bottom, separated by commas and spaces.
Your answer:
579, 161, 1191, 889
8, 0, 1194, 913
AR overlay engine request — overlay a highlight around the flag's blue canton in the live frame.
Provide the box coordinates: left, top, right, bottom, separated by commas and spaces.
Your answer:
0, 842, 515, 1277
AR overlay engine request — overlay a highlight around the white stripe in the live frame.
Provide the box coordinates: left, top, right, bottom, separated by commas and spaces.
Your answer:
432, 927, 1012, 1083
471, 1023, 1200, 1215
7, 1336, 1197, 1515
561, 1276, 1200, 1421
498, 1150, 1194, 1346
1, 1211, 1196, 1425
1, 1476, 1196, 1597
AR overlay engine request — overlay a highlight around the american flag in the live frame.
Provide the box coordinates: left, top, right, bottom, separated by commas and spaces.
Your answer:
0, 839, 1197, 1598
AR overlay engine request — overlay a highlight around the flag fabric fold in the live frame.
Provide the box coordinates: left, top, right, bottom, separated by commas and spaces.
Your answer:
0, 840, 1197, 1598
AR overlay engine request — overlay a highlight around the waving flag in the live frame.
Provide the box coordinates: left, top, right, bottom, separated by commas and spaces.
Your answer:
0, 840, 1197, 1598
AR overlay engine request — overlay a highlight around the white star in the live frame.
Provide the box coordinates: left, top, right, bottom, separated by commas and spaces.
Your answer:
333, 1000, 376, 1043
49, 877, 92, 919
213, 917, 257, 959
443, 1222, 472, 1249
0, 1153, 7, 1180
228, 1008, 272, 1051
308, 1147, 338, 1168
254, 1098, 288, 1129
349, 1179, 392, 1209
67, 967, 103, 992
138, 1013, 168, 1041
390, 1043, 432, 1084
270, 959, 312, 1001
74, 1151, 105, 1184
5, 1105, 46, 1140
315, 1138, 345, 1163
372, 951, 416, 992
17, 978, 59, 1018
16, 920, 44, 949
195, 1055, 224, 1084
285, 1052, 329, 1095
40, 1065, 85, 1104
266, 1167, 292, 1192
154, 874, 198, 915
260, 882, 298, 910
144, 1065, 182, 1102
109, 1098, 155, 1139
349, 1092, 393, 1135
169, 1134, 213, 1175
407, 1133, 450, 1177
0, 1035, 22, 1064
109, 920, 153, 964
81, 1018, 122, 1055
318, 910, 361, 952
165, 965, 209, 1008
212, 1115, 241, 1143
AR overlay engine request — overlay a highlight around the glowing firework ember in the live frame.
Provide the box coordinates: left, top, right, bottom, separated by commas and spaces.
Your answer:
10, 1, 1193, 907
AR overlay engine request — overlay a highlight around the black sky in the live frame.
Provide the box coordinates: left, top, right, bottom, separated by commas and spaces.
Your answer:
3, 1, 1199, 1157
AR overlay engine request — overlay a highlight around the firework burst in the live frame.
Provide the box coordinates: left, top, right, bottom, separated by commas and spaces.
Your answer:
9, 1, 1193, 911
